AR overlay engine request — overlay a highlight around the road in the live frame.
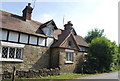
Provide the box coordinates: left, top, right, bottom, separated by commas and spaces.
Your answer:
79, 71, 119, 79
65, 71, 120, 81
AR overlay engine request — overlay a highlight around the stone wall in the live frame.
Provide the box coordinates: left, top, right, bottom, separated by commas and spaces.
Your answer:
2, 45, 50, 73
50, 48, 60, 68
59, 50, 84, 73
2, 68, 60, 79
51, 48, 84, 73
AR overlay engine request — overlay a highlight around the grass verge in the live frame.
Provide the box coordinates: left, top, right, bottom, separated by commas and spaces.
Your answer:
2, 65, 120, 81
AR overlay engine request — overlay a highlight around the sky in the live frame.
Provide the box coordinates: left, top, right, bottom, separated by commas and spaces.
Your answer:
0, 0, 119, 44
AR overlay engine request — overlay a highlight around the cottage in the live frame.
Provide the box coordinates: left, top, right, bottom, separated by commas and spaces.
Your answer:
0, 3, 88, 74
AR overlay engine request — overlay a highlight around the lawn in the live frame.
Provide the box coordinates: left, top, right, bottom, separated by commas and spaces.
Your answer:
40, 73, 89, 79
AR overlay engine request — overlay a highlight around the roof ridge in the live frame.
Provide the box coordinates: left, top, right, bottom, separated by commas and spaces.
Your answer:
0, 10, 21, 17
0, 10, 42, 24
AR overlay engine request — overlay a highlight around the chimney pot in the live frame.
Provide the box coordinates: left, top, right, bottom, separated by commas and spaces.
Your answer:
64, 21, 73, 30
22, 3, 33, 20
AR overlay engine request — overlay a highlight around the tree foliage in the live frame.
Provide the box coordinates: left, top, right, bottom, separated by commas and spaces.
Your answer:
84, 37, 118, 73
118, 44, 120, 64
85, 28, 104, 43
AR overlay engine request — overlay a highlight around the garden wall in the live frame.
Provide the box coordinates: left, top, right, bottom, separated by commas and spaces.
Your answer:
2, 68, 60, 79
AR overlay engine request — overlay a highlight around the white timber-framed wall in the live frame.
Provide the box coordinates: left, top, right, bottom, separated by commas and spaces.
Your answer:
0, 28, 49, 46
0, 28, 54, 62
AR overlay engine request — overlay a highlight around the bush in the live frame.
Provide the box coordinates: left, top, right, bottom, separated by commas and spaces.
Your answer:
84, 37, 118, 73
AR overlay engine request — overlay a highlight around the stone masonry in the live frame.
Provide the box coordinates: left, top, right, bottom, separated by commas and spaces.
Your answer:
2, 45, 50, 73
51, 48, 84, 73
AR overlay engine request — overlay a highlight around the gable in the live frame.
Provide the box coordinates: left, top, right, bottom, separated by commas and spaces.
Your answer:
41, 24, 54, 37
40, 20, 58, 37
59, 33, 79, 50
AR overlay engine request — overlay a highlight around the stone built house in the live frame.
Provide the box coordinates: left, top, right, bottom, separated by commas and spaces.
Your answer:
0, 3, 88, 73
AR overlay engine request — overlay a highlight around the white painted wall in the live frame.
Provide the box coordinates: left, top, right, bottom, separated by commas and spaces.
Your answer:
38, 37, 45, 46
20, 33, 28, 44
65, 49, 74, 52
0, 29, 7, 40
29, 35, 37, 45
0, 41, 25, 48
80, 46, 87, 51
9, 31, 19, 42
0, 29, 53, 47
42, 24, 54, 37
46, 37, 54, 47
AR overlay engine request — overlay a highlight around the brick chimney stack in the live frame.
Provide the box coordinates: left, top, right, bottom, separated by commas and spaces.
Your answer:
22, 3, 33, 20
64, 21, 73, 30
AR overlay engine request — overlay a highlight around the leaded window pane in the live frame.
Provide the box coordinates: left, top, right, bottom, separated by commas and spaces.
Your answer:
2, 47, 8, 58
9, 48, 15, 58
16, 48, 22, 59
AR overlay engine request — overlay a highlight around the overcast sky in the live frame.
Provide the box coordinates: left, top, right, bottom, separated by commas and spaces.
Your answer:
0, 0, 119, 44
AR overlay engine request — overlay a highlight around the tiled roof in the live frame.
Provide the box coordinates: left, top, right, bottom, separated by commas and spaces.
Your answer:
53, 29, 88, 47
0, 10, 46, 37
0, 10, 88, 47
75, 35, 88, 47
52, 29, 71, 47
40, 20, 58, 29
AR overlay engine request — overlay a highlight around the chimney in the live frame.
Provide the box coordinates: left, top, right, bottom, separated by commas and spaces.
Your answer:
64, 21, 73, 30
22, 3, 33, 20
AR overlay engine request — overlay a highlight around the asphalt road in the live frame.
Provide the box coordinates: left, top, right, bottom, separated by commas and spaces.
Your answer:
50, 72, 120, 81
79, 71, 119, 79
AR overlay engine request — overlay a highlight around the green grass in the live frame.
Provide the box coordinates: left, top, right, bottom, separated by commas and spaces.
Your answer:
40, 73, 89, 79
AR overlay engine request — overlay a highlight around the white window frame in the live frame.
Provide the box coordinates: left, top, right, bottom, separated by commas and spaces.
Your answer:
46, 37, 54, 47
65, 52, 74, 64
0, 41, 25, 62
83, 53, 88, 62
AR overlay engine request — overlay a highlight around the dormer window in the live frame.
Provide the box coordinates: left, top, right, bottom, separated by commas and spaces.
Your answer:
40, 20, 57, 37
42, 26, 54, 37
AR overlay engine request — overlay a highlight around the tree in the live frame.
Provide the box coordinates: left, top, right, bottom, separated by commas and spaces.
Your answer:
84, 37, 118, 73
118, 44, 120, 65
85, 28, 104, 43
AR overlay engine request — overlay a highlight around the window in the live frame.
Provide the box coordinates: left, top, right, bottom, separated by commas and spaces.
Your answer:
0, 41, 25, 62
68, 41, 72, 46
16, 48, 22, 59
2, 46, 23, 60
83, 53, 88, 62
2, 47, 8, 58
66, 53, 74, 63
80, 47, 87, 52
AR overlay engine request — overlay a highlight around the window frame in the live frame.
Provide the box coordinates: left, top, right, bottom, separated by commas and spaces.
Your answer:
0, 41, 24, 62
65, 52, 74, 64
